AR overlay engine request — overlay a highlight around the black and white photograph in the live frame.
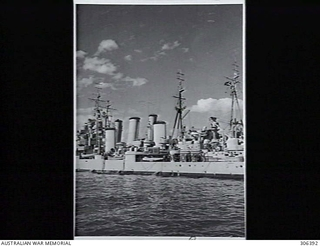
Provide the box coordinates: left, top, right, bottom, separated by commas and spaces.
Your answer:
75, 1, 245, 238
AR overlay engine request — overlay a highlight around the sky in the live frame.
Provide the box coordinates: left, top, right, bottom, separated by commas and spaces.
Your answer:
76, 4, 243, 139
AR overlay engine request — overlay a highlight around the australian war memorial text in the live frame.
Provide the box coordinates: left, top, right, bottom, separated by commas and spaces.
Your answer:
1, 242, 71, 246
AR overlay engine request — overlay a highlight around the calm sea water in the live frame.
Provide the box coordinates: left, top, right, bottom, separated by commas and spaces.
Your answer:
75, 172, 245, 237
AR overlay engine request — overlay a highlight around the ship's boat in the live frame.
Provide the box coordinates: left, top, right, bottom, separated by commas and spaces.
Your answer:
79, 153, 95, 159
142, 157, 164, 162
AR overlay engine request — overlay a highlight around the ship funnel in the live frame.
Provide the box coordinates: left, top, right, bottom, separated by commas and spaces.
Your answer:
105, 127, 116, 152
153, 121, 166, 147
226, 137, 243, 151
147, 114, 157, 141
114, 119, 123, 143
127, 117, 140, 145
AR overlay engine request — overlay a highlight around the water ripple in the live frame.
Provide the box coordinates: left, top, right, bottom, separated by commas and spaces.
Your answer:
76, 173, 244, 237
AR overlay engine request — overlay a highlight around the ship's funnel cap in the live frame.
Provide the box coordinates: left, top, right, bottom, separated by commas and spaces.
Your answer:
129, 117, 141, 120
154, 121, 166, 124
148, 114, 157, 117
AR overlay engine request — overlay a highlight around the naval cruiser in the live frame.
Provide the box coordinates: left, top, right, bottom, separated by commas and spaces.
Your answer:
76, 65, 244, 178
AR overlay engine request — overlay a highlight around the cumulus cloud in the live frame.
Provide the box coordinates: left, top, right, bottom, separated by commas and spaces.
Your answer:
79, 42, 148, 89
150, 51, 166, 61
76, 50, 87, 59
124, 55, 132, 61
190, 98, 243, 122
189, 98, 243, 129
191, 98, 242, 113
96, 82, 117, 90
83, 57, 117, 75
112, 72, 123, 80
77, 76, 105, 90
122, 76, 148, 86
80, 56, 148, 89
181, 47, 189, 53
191, 98, 217, 113
141, 41, 181, 62
161, 41, 180, 50
95, 39, 119, 55
141, 51, 166, 62
134, 49, 142, 53
77, 76, 94, 89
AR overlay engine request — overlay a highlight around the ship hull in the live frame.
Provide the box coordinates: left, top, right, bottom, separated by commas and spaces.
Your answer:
76, 157, 244, 178
76, 156, 123, 171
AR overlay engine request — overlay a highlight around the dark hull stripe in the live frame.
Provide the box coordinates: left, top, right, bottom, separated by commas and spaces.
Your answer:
87, 170, 244, 179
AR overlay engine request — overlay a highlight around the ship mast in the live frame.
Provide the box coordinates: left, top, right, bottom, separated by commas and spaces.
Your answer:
224, 61, 242, 137
104, 100, 116, 128
171, 70, 186, 139
88, 85, 106, 154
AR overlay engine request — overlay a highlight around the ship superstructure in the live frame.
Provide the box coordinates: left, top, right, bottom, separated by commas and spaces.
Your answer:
76, 66, 244, 178
76, 85, 122, 159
